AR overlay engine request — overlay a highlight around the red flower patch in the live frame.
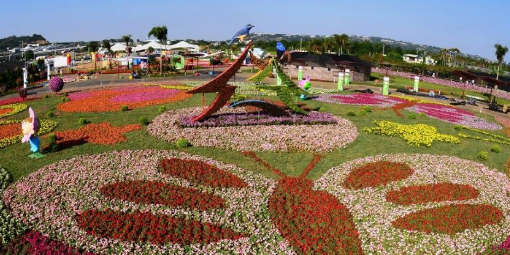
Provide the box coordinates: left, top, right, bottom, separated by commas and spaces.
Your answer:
386, 183, 479, 205
343, 161, 414, 190
100, 180, 225, 211
76, 209, 246, 245
269, 177, 363, 254
53, 122, 141, 146
158, 158, 248, 188
0, 123, 19, 140
392, 204, 503, 235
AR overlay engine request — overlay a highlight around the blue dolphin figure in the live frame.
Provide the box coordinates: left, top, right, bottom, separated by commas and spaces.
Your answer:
229, 24, 254, 45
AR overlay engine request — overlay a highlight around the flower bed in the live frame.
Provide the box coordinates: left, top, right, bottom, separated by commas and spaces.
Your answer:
178, 111, 337, 128
315, 153, 510, 254
58, 85, 191, 112
343, 161, 414, 190
2, 230, 97, 255
392, 204, 503, 235
0, 96, 40, 107
148, 107, 358, 152
3, 150, 294, 254
457, 126, 510, 145
100, 180, 226, 211
386, 183, 480, 205
0, 104, 27, 118
0, 119, 58, 148
315, 93, 407, 108
158, 158, 248, 188
51, 122, 141, 147
406, 103, 501, 130
364, 120, 461, 147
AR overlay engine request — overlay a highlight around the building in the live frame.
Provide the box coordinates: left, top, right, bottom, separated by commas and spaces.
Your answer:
403, 54, 436, 65
280, 52, 373, 82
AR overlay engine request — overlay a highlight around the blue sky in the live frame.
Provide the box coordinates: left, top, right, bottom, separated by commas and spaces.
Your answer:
1, 0, 508, 61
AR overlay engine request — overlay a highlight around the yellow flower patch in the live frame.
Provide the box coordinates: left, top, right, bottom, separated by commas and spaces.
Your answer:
364, 120, 461, 147
389, 95, 450, 106
0, 119, 58, 148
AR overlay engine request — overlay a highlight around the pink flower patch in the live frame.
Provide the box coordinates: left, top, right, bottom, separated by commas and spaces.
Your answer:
316, 94, 407, 108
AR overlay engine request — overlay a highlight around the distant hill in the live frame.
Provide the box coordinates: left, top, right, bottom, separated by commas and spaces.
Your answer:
249, 32, 442, 54
0, 34, 48, 50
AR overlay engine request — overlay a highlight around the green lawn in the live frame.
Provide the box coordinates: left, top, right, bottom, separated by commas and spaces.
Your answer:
2, 87, 509, 183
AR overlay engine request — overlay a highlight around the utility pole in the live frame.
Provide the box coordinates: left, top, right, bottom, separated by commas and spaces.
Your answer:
300, 38, 302, 52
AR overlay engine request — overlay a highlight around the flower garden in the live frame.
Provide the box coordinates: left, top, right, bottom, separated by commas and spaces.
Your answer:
1, 71, 510, 255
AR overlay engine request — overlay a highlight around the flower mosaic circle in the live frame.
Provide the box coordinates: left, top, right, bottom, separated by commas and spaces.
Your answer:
315, 153, 510, 254
406, 103, 501, 130
3, 150, 295, 254
57, 85, 191, 112
314, 94, 407, 108
148, 107, 358, 152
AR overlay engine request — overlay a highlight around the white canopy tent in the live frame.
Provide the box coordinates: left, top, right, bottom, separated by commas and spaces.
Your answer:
110, 43, 127, 52
168, 41, 199, 52
135, 41, 171, 52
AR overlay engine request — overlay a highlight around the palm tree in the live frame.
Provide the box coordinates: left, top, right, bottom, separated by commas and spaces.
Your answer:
322, 37, 335, 54
307, 39, 323, 54
333, 34, 349, 55
494, 44, 508, 80
88, 41, 99, 70
148, 26, 168, 75
121, 34, 132, 56
147, 46, 154, 73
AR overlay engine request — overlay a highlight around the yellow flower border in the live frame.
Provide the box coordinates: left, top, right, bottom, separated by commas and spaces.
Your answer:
0, 104, 28, 118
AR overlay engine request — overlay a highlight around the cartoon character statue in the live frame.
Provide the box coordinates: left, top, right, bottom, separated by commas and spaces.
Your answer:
299, 75, 311, 100
22, 107, 43, 158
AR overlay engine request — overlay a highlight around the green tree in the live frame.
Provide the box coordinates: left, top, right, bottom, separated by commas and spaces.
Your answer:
147, 46, 154, 73
334, 34, 349, 55
494, 44, 508, 80
24, 50, 34, 61
101, 40, 111, 54
88, 41, 99, 52
148, 26, 168, 75
121, 34, 132, 55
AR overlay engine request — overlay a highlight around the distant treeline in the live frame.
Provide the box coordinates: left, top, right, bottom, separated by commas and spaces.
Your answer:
0, 34, 47, 51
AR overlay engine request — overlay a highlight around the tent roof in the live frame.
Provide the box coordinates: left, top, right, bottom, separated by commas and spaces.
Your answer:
110, 43, 127, 52
168, 41, 199, 51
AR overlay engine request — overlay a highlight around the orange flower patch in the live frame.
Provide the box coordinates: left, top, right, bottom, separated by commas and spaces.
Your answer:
386, 183, 479, 205
343, 161, 414, 190
58, 86, 191, 112
53, 122, 142, 146
392, 204, 503, 235
0, 108, 13, 116
0, 123, 19, 140
392, 101, 416, 117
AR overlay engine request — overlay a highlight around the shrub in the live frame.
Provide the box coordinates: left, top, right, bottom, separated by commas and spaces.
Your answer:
139, 117, 149, 126
419, 112, 427, 118
408, 113, 417, 119
347, 111, 356, 116
46, 111, 54, 118
363, 106, 372, 113
454, 125, 462, 131
176, 137, 191, 148
358, 109, 366, 116
49, 76, 64, 93
43, 94, 50, 98
47, 133, 59, 152
63, 92, 68, 97
491, 145, 501, 153
158, 105, 167, 114
61, 97, 70, 102
477, 151, 489, 161
121, 105, 129, 112
78, 118, 89, 125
